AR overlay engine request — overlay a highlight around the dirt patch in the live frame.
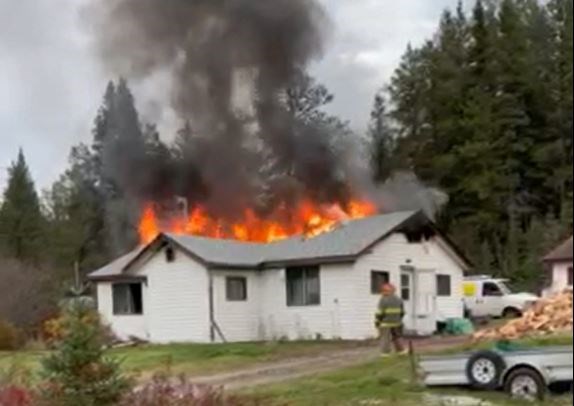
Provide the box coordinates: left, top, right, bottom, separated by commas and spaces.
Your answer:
188, 336, 470, 390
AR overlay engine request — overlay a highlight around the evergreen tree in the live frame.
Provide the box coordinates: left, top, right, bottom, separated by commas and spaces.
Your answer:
382, 0, 573, 286
368, 91, 395, 182
44, 145, 107, 273
40, 300, 131, 405
0, 150, 45, 261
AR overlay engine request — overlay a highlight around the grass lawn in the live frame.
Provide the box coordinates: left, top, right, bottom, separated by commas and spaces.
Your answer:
0, 340, 366, 380
239, 334, 573, 406
241, 356, 572, 406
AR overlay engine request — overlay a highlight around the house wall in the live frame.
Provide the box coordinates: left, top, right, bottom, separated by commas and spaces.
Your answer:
140, 247, 211, 343
550, 261, 573, 293
97, 247, 211, 343
96, 282, 148, 341
211, 270, 263, 342
347, 233, 465, 338
257, 263, 353, 341
253, 232, 465, 341
97, 231, 466, 343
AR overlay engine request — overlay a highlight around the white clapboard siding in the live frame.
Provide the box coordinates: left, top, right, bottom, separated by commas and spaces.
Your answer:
348, 233, 465, 339
211, 270, 263, 342
257, 263, 354, 341
136, 247, 210, 343
96, 282, 149, 341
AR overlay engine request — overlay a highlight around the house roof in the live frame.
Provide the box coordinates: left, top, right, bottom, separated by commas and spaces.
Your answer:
89, 210, 470, 280
543, 236, 573, 263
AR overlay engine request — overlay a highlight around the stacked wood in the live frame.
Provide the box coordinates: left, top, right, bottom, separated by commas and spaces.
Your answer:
473, 289, 573, 341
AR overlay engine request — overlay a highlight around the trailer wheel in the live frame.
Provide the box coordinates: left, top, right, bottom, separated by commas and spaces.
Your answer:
466, 351, 506, 390
504, 367, 546, 401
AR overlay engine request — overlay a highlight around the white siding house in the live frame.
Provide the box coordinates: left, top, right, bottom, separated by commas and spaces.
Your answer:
89, 211, 470, 343
543, 236, 573, 296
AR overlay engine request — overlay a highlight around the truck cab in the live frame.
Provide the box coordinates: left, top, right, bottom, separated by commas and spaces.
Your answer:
463, 276, 538, 318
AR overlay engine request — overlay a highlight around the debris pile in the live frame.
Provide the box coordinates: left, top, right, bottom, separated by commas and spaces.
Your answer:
473, 289, 573, 341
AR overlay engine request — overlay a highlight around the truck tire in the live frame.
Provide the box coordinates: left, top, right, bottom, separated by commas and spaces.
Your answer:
502, 307, 522, 319
466, 351, 506, 390
504, 367, 546, 401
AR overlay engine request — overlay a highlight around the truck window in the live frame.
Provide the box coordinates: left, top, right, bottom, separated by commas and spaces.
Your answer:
483, 282, 503, 297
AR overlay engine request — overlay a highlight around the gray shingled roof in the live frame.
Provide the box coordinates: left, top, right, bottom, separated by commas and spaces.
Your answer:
543, 236, 573, 262
89, 210, 419, 279
89, 249, 143, 279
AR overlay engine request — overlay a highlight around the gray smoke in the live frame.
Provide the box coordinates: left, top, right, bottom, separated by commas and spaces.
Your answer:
86, 0, 374, 219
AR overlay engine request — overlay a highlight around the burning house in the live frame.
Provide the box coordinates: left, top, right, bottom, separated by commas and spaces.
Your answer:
88, 210, 469, 342
86, 0, 467, 342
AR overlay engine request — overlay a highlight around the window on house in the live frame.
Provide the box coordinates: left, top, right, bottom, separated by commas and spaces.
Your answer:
286, 266, 320, 306
568, 267, 573, 286
400, 273, 411, 301
437, 274, 452, 297
112, 283, 143, 315
371, 271, 390, 294
226, 277, 247, 301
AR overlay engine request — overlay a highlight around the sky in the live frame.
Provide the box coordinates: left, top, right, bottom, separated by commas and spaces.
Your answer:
0, 0, 459, 192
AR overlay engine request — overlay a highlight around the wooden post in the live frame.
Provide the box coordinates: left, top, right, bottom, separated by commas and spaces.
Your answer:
74, 261, 81, 291
408, 340, 417, 385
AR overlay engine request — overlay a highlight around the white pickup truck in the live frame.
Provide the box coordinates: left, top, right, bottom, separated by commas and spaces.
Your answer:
463, 276, 539, 319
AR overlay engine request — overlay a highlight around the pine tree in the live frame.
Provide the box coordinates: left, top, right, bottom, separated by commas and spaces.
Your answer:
368, 92, 395, 182
0, 150, 45, 261
44, 145, 107, 273
40, 300, 131, 405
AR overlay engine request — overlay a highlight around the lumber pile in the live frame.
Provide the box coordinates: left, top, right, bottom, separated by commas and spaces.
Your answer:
473, 289, 573, 341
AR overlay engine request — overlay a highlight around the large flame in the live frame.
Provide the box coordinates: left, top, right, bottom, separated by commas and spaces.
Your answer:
138, 199, 377, 245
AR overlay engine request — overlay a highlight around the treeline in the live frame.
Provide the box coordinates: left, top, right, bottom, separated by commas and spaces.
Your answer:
369, 0, 573, 288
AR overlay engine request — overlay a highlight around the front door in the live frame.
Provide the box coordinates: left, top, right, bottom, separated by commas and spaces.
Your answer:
400, 269, 415, 332
414, 269, 437, 335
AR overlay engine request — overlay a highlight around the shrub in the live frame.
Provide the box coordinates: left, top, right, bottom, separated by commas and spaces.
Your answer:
120, 374, 249, 406
38, 300, 132, 406
0, 386, 33, 406
0, 320, 19, 350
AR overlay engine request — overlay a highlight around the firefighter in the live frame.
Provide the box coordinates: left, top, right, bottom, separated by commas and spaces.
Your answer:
375, 283, 406, 356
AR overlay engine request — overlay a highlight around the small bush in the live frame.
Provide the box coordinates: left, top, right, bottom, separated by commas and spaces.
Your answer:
0, 320, 19, 350
120, 374, 250, 406
0, 386, 33, 406
38, 300, 132, 406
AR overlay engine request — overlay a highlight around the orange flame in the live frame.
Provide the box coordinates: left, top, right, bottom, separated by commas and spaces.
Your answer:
138, 199, 377, 245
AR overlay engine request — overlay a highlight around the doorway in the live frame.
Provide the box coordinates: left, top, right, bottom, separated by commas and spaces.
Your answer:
400, 266, 437, 335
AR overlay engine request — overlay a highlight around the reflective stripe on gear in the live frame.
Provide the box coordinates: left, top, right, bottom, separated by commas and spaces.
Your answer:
384, 308, 403, 315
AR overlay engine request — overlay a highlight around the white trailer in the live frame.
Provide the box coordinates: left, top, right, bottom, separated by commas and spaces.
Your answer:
419, 346, 573, 401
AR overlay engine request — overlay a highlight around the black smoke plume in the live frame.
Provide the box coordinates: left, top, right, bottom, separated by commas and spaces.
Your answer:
87, 0, 374, 221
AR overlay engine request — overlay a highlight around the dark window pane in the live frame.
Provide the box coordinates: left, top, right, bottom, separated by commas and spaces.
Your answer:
437, 275, 452, 297
568, 267, 573, 286
113, 283, 143, 315
130, 284, 144, 313
226, 277, 247, 301
401, 274, 410, 301
306, 268, 321, 305
286, 266, 320, 306
371, 271, 390, 294
286, 268, 304, 306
